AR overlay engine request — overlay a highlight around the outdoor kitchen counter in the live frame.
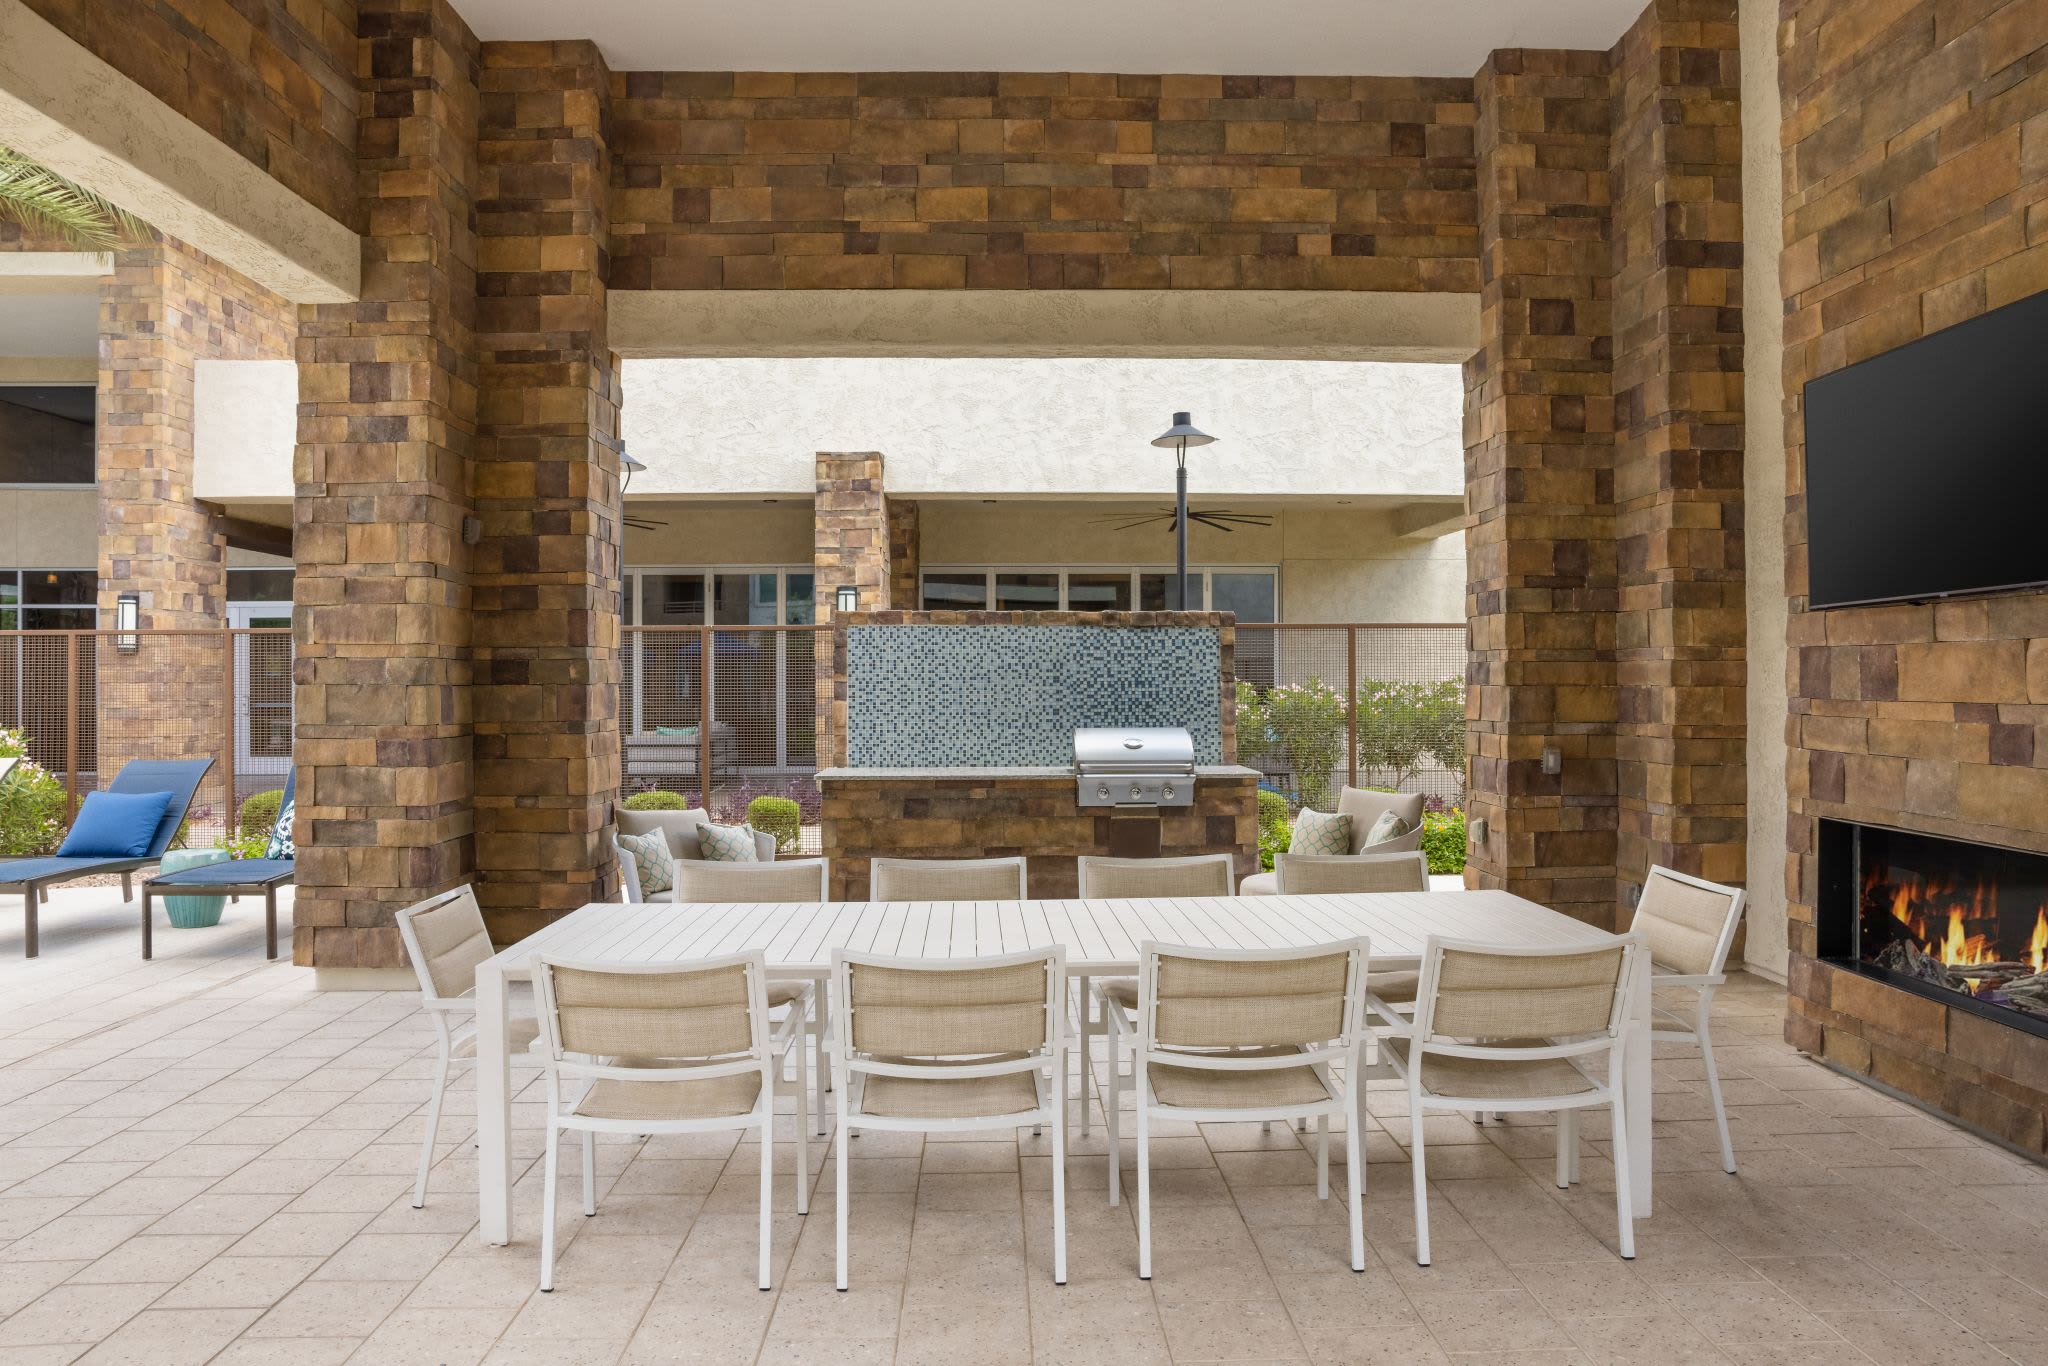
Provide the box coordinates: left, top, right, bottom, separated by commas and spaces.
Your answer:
815, 765, 1260, 901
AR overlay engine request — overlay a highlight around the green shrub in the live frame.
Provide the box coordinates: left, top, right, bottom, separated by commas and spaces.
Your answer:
0, 729, 64, 858
238, 788, 285, 838
747, 795, 802, 854
1421, 808, 1467, 877
225, 830, 271, 860
623, 790, 693, 811
1256, 788, 1292, 872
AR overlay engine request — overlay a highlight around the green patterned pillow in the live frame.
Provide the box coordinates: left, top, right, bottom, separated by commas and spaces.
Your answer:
697, 821, 762, 863
1288, 808, 1352, 856
1364, 810, 1413, 847
617, 827, 674, 896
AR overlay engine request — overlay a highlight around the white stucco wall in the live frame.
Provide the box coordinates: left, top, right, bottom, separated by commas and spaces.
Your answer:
622, 357, 1463, 500
193, 358, 296, 502
1741, 0, 1788, 982
0, 487, 95, 567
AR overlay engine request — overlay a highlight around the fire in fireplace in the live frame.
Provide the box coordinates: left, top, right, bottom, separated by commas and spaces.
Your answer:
1819, 819, 2048, 1031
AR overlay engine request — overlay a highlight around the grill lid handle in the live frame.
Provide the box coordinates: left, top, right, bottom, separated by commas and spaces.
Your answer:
1123, 738, 1143, 749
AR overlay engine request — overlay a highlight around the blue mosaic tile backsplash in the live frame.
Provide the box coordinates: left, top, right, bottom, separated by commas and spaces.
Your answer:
845, 625, 1224, 766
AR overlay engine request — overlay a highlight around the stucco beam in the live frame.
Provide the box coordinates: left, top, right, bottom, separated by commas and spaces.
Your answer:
0, 0, 360, 304
612, 289, 1481, 362
1392, 499, 1467, 539
0, 252, 111, 278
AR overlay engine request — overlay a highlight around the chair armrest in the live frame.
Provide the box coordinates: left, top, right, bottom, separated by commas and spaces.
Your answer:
1364, 994, 1414, 1034
753, 830, 778, 861
1651, 972, 1726, 990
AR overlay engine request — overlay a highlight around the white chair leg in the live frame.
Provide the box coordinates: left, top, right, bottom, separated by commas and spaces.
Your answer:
1555, 1110, 1575, 1190
794, 1038, 810, 1216
835, 1111, 851, 1291
1297, 1117, 1308, 1135
1345, 1110, 1365, 1272
539, 1126, 560, 1292
758, 1111, 774, 1291
1106, 1028, 1122, 1206
1697, 993, 1736, 1174
413, 1039, 450, 1209
1261, 1120, 1272, 1135
1608, 1097, 1636, 1260
1316, 1114, 1330, 1199
1410, 1105, 1431, 1267
809, 1000, 826, 1136
581, 1130, 596, 1216
1077, 977, 1092, 1138
1051, 1054, 1068, 1287
1136, 1062, 1152, 1281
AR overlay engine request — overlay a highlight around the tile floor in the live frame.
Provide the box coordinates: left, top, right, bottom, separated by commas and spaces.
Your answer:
5, 888, 2048, 1363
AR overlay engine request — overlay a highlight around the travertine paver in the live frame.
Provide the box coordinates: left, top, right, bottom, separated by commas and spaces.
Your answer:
5, 887, 2048, 1363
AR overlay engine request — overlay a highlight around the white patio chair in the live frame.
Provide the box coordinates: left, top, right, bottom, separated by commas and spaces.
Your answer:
531, 951, 810, 1292
1105, 938, 1372, 1278
870, 855, 1027, 901
396, 885, 543, 1211
672, 857, 833, 1136
1078, 854, 1235, 1137
1630, 865, 1746, 1174
830, 944, 1068, 1288
1385, 933, 1641, 1265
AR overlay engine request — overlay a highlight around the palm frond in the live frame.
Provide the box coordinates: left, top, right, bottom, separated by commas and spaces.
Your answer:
0, 149, 146, 250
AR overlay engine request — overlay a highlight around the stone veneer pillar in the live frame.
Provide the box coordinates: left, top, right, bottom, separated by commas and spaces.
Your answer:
472, 39, 623, 941
888, 496, 921, 613
814, 452, 890, 768
97, 237, 297, 811
292, 0, 480, 970
1463, 50, 1621, 927
1609, 1, 1746, 903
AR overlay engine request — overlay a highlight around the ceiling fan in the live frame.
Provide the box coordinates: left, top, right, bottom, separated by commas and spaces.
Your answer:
1092, 507, 1275, 533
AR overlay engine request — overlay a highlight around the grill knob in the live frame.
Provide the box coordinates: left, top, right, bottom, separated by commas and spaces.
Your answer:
1096, 784, 1109, 800
1162, 784, 1175, 800
1129, 784, 1142, 800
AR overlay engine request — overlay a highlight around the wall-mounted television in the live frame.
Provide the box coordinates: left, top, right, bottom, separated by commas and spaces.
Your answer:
1804, 287, 2048, 610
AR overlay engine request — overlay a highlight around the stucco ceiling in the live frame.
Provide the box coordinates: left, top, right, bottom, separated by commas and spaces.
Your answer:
453, 0, 1647, 76
0, 289, 96, 359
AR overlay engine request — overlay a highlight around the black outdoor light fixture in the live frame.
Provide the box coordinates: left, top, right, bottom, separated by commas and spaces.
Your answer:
1150, 411, 1216, 610
836, 585, 859, 614
619, 443, 647, 491
115, 592, 139, 654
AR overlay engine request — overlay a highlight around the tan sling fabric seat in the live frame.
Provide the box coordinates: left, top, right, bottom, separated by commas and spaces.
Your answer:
1276, 851, 1428, 895
870, 857, 1027, 901
1366, 970, 1420, 1005
453, 1017, 540, 1058
578, 1071, 764, 1122
861, 1068, 1040, 1120
673, 858, 829, 904
1077, 854, 1234, 899
1383, 1036, 1599, 1102
1147, 1048, 1335, 1110
767, 981, 808, 1008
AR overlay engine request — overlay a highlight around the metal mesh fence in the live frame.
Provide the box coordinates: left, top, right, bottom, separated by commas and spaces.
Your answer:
1235, 624, 1468, 811
0, 629, 296, 857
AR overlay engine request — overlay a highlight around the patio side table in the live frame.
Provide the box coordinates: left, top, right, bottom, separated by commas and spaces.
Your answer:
157, 849, 232, 928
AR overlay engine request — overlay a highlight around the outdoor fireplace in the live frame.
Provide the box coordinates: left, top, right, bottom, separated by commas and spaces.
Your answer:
1818, 819, 2048, 1038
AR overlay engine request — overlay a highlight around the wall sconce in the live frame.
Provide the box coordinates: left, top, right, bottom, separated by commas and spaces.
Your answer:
835, 585, 859, 614
115, 593, 139, 653
1540, 745, 1562, 776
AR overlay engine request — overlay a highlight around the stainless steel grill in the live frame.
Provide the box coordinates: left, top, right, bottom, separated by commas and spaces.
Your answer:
1074, 726, 1197, 808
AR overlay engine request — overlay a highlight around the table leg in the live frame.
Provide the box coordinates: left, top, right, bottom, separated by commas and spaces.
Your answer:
477, 966, 514, 1245
1076, 975, 1091, 1137
1624, 949, 1653, 1219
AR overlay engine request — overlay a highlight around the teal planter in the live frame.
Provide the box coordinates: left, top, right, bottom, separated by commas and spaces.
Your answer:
159, 848, 232, 928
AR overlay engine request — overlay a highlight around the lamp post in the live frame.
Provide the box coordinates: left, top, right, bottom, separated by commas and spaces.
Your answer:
1150, 412, 1215, 610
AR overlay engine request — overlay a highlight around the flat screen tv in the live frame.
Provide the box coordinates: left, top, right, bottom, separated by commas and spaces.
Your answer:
1804, 287, 2048, 610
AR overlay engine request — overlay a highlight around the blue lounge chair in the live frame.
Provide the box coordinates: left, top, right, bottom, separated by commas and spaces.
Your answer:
141, 769, 296, 962
1, 758, 214, 958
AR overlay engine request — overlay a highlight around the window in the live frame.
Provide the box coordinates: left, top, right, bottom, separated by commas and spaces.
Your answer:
923, 567, 1278, 621
0, 386, 93, 486
226, 568, 294, 603
0, 570, 97, 629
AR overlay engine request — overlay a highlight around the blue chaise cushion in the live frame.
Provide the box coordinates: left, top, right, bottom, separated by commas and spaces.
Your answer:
56, 790, 175, 859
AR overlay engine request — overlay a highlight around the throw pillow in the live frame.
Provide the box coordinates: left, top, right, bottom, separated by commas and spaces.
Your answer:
1364, 810, 1414, 847
1288, 808, 1352, 857
266, 799, 296, 860
617, 827, 674, 896
697, 821, 762, 863
56, 789, 175, 859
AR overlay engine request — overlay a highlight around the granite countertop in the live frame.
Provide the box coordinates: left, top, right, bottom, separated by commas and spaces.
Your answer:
816, 765, 1262, 780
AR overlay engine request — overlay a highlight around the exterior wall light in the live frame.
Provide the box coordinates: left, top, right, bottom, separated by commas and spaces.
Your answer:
116, 592, 139, 652
835, 585, 859, 614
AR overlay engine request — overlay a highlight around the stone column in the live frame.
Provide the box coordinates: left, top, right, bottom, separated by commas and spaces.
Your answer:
292, 0, 480, 971
472, 39, 623, 942
1463, 51, 1620, 927
888, 496, 921, 611
97, 237, 296, 819
1609, 0, 1746, 903
814, 452, 889, 767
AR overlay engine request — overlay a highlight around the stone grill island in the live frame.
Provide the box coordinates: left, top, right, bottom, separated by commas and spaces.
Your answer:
816, 612, 1260, 901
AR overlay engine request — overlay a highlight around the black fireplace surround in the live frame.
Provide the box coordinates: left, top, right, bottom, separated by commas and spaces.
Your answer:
1818, 819, 2048, 1040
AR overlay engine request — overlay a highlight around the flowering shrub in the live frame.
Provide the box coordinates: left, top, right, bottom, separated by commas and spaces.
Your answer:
1355, 678, 1465, 797
0, 729, 65, 858
1421, 808, 1467, 876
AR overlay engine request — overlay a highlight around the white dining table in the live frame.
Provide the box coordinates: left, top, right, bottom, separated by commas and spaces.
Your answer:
470, 888, 1653, 1245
